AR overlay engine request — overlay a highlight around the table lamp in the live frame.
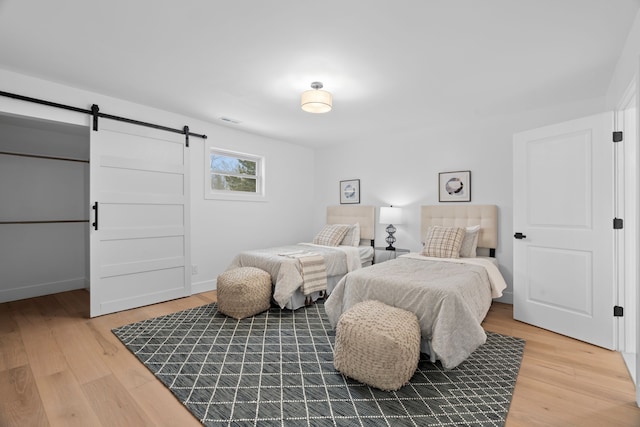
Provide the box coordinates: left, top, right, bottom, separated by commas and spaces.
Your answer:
379, 206, 402, 250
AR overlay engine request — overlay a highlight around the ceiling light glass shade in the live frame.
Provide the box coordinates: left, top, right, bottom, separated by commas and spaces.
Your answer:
301, 88, 332, 113
379, 206, 402, 224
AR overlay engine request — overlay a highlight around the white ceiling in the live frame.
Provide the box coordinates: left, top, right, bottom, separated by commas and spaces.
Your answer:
0, 0, 638, 148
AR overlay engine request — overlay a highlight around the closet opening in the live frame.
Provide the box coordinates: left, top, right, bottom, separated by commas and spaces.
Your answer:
0, 112, 90, 303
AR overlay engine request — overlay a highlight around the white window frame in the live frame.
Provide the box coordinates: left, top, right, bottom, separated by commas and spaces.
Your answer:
204, 147, 266, 201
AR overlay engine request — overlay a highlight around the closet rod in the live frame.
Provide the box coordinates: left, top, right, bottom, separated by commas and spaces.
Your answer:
0, 151, 89, 163
0, 90, 207, 141
0, 220, 89, 225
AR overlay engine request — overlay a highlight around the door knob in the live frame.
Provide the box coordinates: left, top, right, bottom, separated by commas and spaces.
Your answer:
514, 232, 526, 239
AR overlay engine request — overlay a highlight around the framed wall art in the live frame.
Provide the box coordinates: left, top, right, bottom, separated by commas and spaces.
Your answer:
439, 171, 471, 202
339, 179, 360, 204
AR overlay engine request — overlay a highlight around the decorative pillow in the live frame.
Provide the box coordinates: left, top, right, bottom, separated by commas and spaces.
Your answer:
313, 224, 351, 247
421, 226, 465, 258
340, 223, 361, 247
459, 225, 480, 258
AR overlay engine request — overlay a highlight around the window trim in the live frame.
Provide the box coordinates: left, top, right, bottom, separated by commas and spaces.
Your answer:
204, 147, 266, 201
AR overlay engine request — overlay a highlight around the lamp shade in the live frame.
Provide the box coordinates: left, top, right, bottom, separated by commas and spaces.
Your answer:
379, 206, 402, 225
301, 89, 332, 113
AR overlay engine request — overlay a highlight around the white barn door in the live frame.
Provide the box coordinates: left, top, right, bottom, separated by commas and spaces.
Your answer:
90, 120, 190, 317
513, 112, 615, 349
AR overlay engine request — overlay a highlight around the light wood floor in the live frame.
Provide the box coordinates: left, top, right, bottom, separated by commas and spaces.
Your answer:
1, 290, 639, 427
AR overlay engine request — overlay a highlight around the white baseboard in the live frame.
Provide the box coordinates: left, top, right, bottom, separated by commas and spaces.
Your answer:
622, 352, 637, 384
0, 277, 86, 303
191, 278, 217, 295
495, 290, 513, 305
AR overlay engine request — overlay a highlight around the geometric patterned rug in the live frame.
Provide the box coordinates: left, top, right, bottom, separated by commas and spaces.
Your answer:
112, 302, 525, 427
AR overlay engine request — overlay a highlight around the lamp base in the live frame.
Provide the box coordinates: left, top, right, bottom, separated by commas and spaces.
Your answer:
385, 224, 397, 251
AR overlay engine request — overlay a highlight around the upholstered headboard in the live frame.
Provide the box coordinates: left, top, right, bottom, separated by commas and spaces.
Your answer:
420, 205, 498, 250
326, 205, 375, 241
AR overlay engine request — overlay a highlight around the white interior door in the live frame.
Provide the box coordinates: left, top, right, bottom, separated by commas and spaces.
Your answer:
513, 112, 615, 349
90, 120, 190, 317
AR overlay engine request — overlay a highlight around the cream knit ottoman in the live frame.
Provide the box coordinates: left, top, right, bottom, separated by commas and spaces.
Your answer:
333, 300, 421, 391
217, 267, 272, 319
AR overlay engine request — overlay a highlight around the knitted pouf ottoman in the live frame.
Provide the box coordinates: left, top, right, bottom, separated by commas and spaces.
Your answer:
333, 300, 421, 391
216, 267, 272, 319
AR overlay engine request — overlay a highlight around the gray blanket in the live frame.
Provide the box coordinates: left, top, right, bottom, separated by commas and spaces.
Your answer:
325, 256, 493, 369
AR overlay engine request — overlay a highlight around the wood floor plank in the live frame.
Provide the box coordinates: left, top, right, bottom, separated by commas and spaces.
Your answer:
12, 308, 68, 379
519, 352, 636, 404
52, 320, 113, 385
0, 332, 29, 372
0, 303, 20, 335
0, 365, 49, 427
509, 374, 640, 426
81, 374, 153, 427
36, 369, 102, 427
53, 289, 91, 318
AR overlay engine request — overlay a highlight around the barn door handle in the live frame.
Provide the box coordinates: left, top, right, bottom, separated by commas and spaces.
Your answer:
92, 202, 99, 230
513, 232, 526, 239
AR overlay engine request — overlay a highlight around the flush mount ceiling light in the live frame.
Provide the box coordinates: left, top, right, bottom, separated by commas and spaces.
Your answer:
301, 81, 332, 113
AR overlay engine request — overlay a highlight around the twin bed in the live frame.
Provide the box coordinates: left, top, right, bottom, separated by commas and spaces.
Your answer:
225, 204, 507, 369
326, 204, 506, 369
226, 205, 376, 310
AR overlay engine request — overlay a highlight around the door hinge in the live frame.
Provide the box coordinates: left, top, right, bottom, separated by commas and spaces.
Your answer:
613, 218, 624, 229
613, 131, 623, 143
614, 306, 624, 317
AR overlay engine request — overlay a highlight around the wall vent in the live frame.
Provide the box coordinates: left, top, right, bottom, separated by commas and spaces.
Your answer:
219, 116, 242, 124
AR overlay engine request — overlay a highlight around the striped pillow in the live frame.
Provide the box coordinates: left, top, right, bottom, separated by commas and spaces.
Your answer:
422, 226, 466, 258
313, 224, 351, 247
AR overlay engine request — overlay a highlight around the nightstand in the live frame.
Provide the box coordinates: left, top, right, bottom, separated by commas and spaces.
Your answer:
373, 247, 410, 264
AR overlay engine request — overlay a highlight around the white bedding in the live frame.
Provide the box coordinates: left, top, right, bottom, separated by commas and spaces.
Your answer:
226, 243, 364, 308
400, 253, 506, 298
325, 254, 507, 369
357, 245, 374, 265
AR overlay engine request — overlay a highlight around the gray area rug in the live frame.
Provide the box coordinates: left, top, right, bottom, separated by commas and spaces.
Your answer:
113, 302, 524, 427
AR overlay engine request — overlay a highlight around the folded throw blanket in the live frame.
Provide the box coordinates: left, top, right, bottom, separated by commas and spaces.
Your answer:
280, 252, 328, 296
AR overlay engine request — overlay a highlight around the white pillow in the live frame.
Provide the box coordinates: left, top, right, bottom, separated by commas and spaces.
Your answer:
312, 224, 351, 247
421, 226, 466, 258
340, 223, 361, 247
459, 225, 480, 258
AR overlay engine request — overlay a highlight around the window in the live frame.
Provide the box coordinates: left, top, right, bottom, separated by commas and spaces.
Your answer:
205, 147, 265, 201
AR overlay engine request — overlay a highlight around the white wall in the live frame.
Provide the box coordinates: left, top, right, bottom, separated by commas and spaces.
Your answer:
313, 96, 606, 303
606, 10, 640, 108
0, 68, 315, 299
189, 125, 315, 293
